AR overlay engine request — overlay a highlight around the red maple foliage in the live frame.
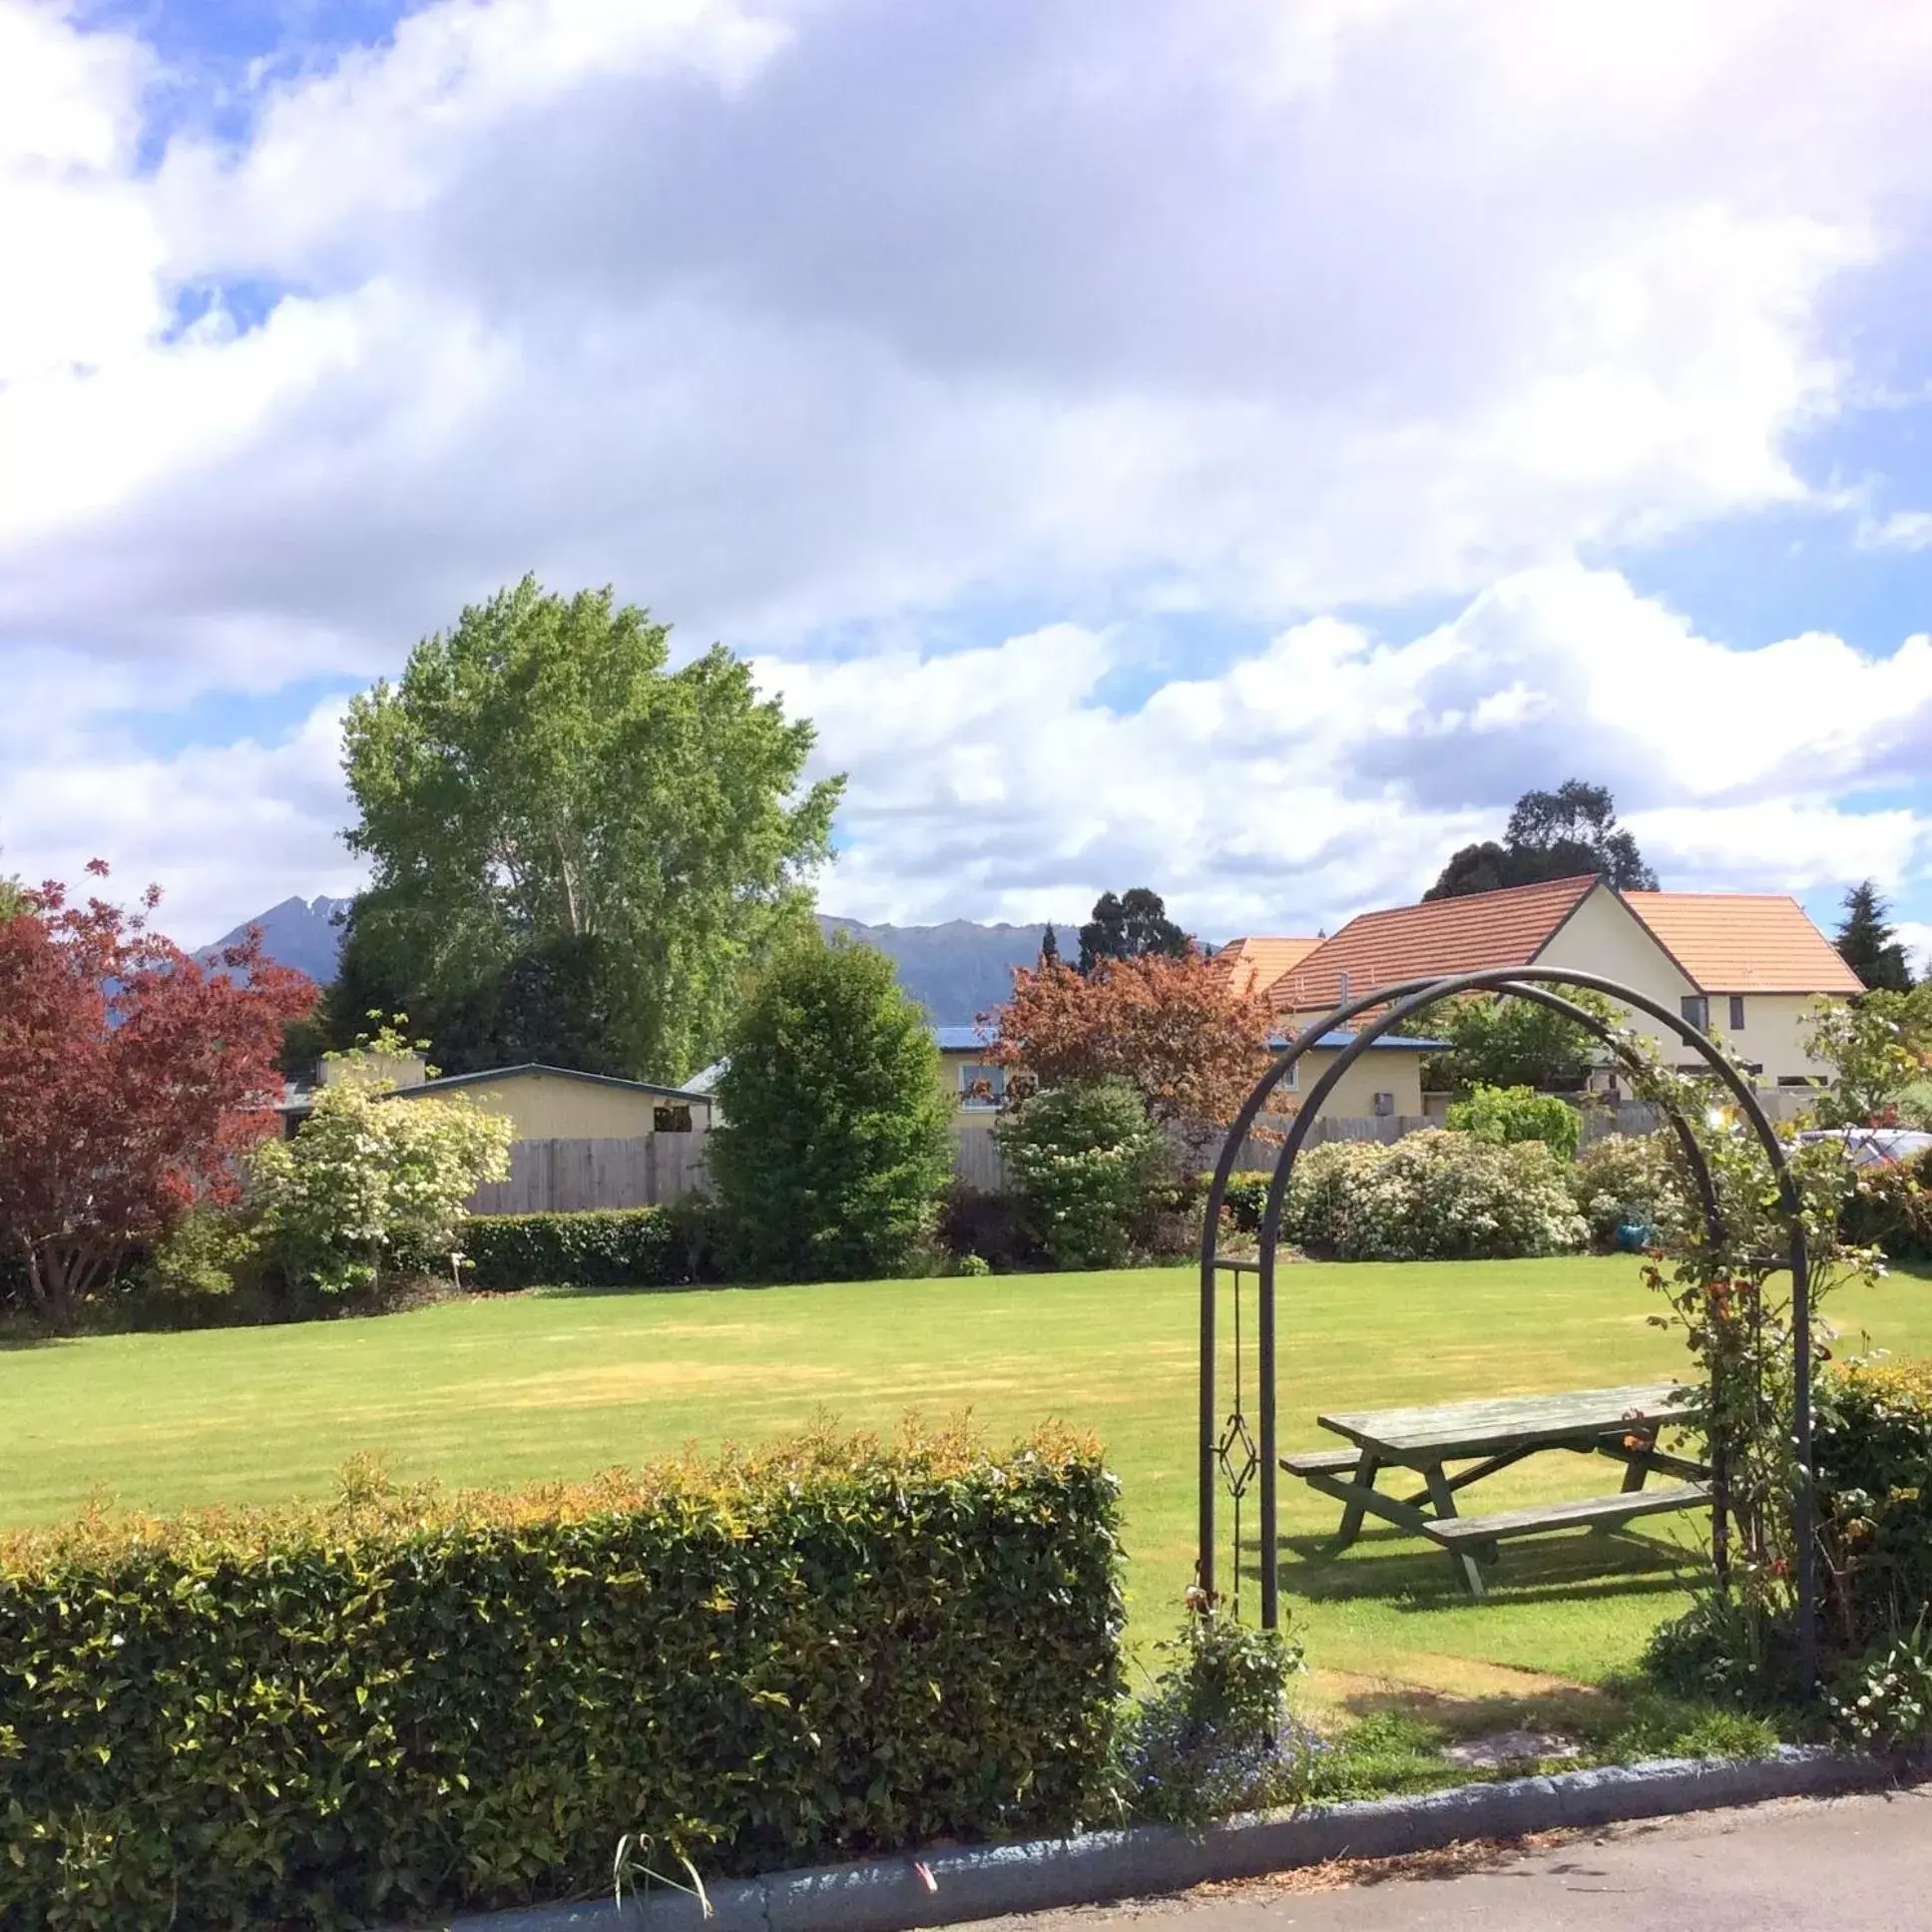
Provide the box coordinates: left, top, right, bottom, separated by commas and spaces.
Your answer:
986, 949, 1272, 1141
0, 865, 316, 1319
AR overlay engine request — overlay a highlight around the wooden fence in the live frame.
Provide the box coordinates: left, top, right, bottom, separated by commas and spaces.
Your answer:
468, 1134, 711, 1214
475, 1088, 1825, 1210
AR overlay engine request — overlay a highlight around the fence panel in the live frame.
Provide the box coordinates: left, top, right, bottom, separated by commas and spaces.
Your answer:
952, 1131, 1007, 1193
467, 1134, 711, 1214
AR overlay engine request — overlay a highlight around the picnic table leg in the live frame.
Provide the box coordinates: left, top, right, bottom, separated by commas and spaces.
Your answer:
1619, 1428, 1657, 1493
1423, 1462, 1489, 1600
1333, 1454, 1381, 1550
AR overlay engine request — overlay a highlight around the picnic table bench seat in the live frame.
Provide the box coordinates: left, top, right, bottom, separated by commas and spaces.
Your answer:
1424, 1481, 1711, 1551
1278, 1446, 1364, 1478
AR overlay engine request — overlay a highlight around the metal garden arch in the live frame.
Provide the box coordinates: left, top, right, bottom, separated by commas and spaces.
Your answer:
1197, 967, 1817, 1693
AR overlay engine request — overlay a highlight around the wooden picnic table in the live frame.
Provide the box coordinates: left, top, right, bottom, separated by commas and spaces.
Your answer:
1281, 1382, 1710, 1598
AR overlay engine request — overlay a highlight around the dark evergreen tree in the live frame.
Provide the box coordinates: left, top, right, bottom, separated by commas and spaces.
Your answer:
1835, 879, 1914, 992
1077, 887, 1189, 974
1039, 923, 1060, 965
1425, 779, 1658, 900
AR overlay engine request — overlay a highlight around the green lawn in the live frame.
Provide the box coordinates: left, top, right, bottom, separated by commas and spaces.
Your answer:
9, 1257, 1929, 1721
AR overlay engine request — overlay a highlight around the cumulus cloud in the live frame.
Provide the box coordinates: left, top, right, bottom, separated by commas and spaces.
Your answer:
761, 565, 1932, 933
3, 0, 1932, 938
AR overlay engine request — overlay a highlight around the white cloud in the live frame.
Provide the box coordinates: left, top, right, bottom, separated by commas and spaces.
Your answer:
4, 1, 1932, 938
4, 0, 1932, 679
764, 565, 1932, 934
1861, 509, 1932, 552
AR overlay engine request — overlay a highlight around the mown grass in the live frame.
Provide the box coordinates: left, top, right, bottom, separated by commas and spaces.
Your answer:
7, 1255, 1927, 1722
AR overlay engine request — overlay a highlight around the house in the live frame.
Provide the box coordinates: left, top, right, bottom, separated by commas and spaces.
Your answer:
1210, 935, 1323, 1001
281, 1059, 714, 1140
932, 1023, 1439, 1128
1256, 874, 1860, 1089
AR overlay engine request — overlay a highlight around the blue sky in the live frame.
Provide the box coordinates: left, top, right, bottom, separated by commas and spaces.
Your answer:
4, 0, 1931, 956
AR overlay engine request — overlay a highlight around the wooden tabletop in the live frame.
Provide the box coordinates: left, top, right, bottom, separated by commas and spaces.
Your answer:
1317, 1382, 1691, 1462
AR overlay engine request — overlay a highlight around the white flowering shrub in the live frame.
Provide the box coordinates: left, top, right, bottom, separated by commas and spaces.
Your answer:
252, 1075, 513, 1295
1284, 1129, 1587, 1260
1567, 1132, 1689, 1247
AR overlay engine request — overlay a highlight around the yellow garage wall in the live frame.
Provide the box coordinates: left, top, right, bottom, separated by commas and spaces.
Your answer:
390, 1073, 708, 1142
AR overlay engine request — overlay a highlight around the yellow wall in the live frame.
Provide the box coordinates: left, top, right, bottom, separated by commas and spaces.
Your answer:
941, 1044, 1429, 1127
389, 1073, 710, 1142
1704, 991, 1837, 1087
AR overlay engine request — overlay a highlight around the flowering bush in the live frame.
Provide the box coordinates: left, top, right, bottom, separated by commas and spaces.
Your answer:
1568, 1132, 1689, 1247
252, 1058, 512, 1295
1116, 1616, 1312, 1824
996, 1079, 1170, 1269
1285, 1130, 1587, 1260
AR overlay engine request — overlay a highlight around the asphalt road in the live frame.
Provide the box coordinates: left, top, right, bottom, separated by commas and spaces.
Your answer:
963, 1789, 1932, 1931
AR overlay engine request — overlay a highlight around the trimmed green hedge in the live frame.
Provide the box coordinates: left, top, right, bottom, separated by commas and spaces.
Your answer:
0, 1428, 1123, 1930
457, 1206, 688, 1289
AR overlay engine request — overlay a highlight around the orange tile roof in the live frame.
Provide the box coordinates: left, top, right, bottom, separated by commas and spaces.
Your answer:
1212, 935, 1322, 1000
1623, 892, 1864, 994
1266, 875, 1602, 1013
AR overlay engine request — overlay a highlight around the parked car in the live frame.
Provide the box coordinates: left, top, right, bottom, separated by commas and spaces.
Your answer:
1794, 1127, 1932, 1170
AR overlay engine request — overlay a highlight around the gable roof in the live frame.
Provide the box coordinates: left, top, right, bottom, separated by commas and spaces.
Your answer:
1267, 874, 1602, 1012
402, 1063, 712, 1104
1212, 935, 1323, 1000
1622, 893, 1864, 995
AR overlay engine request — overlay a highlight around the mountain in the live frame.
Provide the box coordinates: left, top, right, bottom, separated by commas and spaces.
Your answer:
817, 916, 1063, 1023
202, 895, 354, 985
204, 898, 1064, 1023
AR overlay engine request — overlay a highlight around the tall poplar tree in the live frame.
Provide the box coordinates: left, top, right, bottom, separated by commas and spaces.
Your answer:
340, 578, 843, 1082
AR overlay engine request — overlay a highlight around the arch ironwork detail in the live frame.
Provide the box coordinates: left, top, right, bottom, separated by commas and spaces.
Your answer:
1197, 967, 1814, 1691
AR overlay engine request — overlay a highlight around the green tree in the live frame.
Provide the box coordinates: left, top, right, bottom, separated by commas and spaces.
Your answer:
1834, 880, 1914, 993
1444, 1083, 1583, 1161
1039, 922, 1060, 965
340, 578, 842, 1083
709, 935, 953, 1280
1425, 779, 1658, 900
995, 1078, 1169, 1269
1426, 985, 1615, 1092
1805, 985, 1932, 1128
1077, 888, 1188, 974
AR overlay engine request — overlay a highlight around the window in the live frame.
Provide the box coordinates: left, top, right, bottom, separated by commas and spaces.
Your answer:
653, 1104, 694, 1133
1728, 995, 1746, 1031
958, 1063, 1005, 1110
1681, 995, 1709, 1031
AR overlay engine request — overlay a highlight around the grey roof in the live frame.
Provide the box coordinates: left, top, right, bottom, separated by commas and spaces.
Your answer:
930, 1025, 1441, 1054
401, 1063, 712, 1103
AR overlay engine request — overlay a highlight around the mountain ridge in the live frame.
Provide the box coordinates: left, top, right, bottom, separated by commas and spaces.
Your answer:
205, 898, 1070, 1024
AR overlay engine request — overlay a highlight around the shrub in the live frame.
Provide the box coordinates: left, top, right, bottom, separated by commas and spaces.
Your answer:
709, 935, 954, 1280
1839, 1148, 1932, 1263
1216, 1170, 1274, 1235
1285, 1130, 1586, 1260
456, 1207, 692, 1289
1568, 1132, 1689, 1248
252, 1069, 512, 1296
1444, 1083, 1581, 1160
997, 1079, 1171, 1269
139, 1206, 263, 1302
938, 1184, 1040, 1272
0, 1426, 1123, 1930
1815, 1358, 1932, 1656
1117, 1616, 1311, 1825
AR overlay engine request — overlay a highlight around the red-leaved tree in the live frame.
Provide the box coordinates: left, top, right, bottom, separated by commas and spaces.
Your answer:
987, 949, 1272, 1147
0, 864, 315, 1320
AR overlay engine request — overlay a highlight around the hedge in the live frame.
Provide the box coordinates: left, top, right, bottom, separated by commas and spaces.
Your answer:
0, 1427, 1124, 1930
1817, 1359, 1932, 1655
456, 1206, 688, 1289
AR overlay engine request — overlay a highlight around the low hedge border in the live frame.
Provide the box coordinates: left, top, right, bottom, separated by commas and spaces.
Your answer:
455, 1207, 689, 1290
0, 1425, 1124, 1930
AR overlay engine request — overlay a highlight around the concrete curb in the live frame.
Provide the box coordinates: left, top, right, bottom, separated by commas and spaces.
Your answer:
436, 1746, 1898, 1932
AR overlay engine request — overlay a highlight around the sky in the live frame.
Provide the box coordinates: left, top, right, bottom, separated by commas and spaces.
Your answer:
5, 1, 1932, 961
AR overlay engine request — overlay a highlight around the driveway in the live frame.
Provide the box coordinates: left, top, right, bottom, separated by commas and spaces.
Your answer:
962, 1789, 1932, 1931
